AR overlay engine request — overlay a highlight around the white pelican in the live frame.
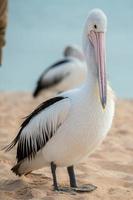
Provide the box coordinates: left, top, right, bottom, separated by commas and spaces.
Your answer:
33, 45, 87, 97
5, 9, 115, 192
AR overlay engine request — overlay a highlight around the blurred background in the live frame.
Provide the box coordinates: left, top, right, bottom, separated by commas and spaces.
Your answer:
0, 0, 132, 98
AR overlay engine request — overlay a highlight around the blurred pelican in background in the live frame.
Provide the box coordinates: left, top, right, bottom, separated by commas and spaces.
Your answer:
33, 45, 87, 97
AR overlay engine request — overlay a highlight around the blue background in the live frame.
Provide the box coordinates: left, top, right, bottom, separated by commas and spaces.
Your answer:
0, 0, 133, 98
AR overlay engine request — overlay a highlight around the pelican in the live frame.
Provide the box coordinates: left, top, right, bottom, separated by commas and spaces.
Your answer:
33, 45, 87, 97
5, 9, 115, 192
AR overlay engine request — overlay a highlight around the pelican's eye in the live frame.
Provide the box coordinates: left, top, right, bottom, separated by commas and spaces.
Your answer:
94, 24, 97, 29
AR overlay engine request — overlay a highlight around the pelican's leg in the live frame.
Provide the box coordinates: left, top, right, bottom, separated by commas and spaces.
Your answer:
67, 165, 97, 193
67, 166, 77, 187
51, 162, 75, 193
51, 162, 59, 191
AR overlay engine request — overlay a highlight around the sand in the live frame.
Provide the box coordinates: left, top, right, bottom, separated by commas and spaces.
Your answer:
0, 91, 133, 200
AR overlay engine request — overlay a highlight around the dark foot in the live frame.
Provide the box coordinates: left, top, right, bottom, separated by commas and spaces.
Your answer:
53, 185, 60, 191
53, 186, 77, 195
72, 184, 97, 193
53, 186, 68, 192
53, 184, 97, 194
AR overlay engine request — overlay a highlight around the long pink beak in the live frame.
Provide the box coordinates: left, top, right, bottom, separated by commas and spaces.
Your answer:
89, 31, 107, 109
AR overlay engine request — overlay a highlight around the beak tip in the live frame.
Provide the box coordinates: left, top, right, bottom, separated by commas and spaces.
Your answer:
102, 103, 106, 110
101, 96, 107, 109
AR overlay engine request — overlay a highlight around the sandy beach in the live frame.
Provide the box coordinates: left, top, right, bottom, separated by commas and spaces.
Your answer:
0, 92, 133, 200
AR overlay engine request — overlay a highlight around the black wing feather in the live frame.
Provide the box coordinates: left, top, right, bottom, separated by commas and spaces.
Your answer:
4, 96, 67, 162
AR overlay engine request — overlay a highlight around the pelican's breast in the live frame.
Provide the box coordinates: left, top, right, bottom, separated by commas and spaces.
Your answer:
79, 84, 115, 153
43, 84, 115, 167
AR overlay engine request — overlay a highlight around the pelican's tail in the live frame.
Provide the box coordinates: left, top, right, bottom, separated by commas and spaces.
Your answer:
11, 160, 32, 176
11, 151, 46, 176
11, 162, 23, 176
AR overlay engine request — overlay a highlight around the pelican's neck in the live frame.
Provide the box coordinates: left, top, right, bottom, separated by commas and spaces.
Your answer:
83, 37, 98, 92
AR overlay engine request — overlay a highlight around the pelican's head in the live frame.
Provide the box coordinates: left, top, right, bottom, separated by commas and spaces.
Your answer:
63, 45, 85, 61
83, 9, 107, 109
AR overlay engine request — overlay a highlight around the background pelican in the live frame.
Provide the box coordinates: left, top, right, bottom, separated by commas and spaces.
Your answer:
33, 45, 87, 97
5, 9, 115, 192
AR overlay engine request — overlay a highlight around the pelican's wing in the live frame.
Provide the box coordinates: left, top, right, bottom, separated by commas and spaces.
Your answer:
5, 96, 71, 162
33, 59, 72, 97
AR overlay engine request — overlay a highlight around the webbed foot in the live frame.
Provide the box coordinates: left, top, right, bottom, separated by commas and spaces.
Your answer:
72, 184, 97, 193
